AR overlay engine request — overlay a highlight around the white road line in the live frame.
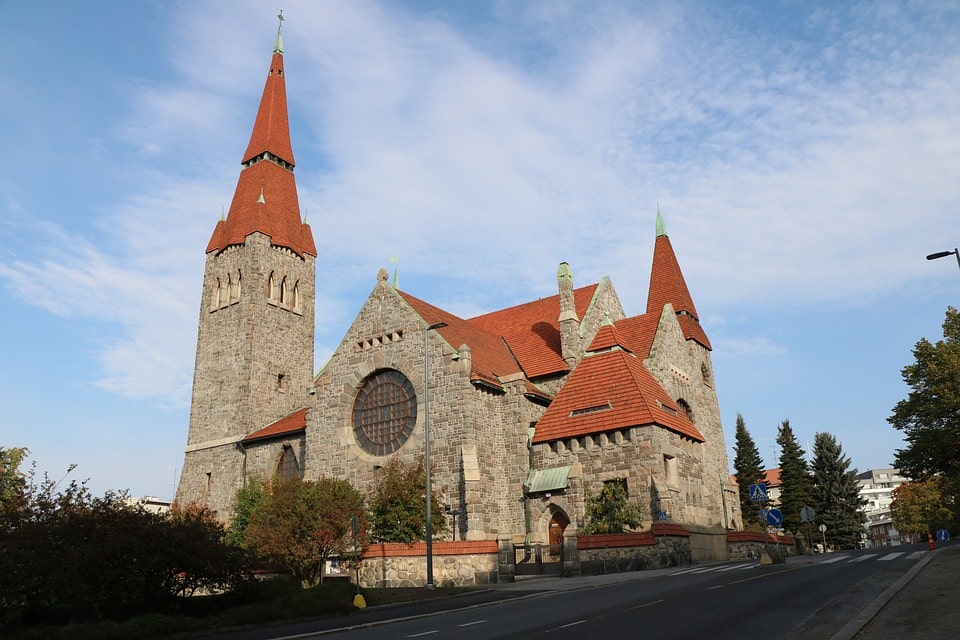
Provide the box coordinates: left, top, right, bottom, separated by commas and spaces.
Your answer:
407, 632, 439, 638
459, 620, 487, 627
849, 555, 873, 562
708, 585, 724, 590
668, 567, 704, 576
878, 552, 905, 561
559, 620, 587, 629
820, 555, 850, 563
907, 551, 927, 560
715, 563, 754, 572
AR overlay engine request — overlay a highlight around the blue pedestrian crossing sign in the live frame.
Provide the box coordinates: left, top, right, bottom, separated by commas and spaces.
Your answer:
749, 483, 768, 501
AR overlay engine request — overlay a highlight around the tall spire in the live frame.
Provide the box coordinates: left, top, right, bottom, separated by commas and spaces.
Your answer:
646, 209, 711, 349
206, 16, 315, 257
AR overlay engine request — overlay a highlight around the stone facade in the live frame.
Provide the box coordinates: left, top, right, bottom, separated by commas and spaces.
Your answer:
358, 541, 500, 588
178, 232, 315, 515
176, 26, 743, 580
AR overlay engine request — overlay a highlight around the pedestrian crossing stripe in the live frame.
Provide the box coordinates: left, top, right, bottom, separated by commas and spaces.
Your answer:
878, 552, 904, 561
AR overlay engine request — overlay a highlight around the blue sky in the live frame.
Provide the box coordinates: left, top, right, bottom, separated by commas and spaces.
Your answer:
2, 1, 958, 500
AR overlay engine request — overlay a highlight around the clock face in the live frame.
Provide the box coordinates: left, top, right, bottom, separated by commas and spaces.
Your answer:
352, 369, 418, 456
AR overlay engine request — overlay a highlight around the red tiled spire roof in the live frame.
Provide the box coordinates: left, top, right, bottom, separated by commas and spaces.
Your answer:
206, 20, 316, 257
646, 212, 710, 350
242, 408, 307, 444
532, 348, 705, 444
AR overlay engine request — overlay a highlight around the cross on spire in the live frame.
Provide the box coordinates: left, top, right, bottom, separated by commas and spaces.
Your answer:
274, 9, 285, 53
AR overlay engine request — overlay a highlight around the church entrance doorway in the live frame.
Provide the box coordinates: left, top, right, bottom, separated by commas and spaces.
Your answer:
512, 508, 569, 577
548, 510, 570, 557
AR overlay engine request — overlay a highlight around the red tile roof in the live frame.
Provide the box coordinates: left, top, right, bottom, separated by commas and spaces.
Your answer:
207, 44, 315, 257
647, 234, 711, 350
242, 408, 307, 444
469, 284, 599, 379
532, 348, 705, 444
762, 468, 782, 488
398, 291, 524, 390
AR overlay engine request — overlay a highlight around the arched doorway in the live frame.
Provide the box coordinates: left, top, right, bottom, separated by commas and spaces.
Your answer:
548, 510, 570, 557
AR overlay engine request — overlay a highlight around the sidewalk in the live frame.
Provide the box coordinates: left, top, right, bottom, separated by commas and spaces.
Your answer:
839, 543, 960, 640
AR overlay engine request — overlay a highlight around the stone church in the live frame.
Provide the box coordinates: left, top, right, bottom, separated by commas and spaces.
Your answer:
176, 21, 741, 560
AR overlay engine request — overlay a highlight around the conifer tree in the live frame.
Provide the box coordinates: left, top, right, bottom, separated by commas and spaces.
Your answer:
811, 432, 866, 549
776, 419, 814, 534
732, 414, 765, 529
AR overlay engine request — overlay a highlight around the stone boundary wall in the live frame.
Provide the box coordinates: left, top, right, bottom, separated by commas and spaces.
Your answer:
358, 541, 500, 588
726, 530, 797, 560
574, 524, 693, 575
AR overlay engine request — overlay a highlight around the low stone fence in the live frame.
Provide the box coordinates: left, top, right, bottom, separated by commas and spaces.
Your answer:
358, 541, 500, 588
726, 530, 796, 560
574, 523, 693, 575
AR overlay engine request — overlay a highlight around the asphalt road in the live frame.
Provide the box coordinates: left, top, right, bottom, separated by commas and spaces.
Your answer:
206, 543, 935, 640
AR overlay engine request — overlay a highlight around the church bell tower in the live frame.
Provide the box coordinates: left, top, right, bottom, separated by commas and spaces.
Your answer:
176, 14, 316, 517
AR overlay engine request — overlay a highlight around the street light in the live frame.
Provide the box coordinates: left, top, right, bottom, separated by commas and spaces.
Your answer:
926, 248, 960, 270
423, 320, 447, 589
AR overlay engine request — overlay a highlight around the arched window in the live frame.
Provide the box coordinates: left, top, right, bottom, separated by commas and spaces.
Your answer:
280, 276, 288, 305
231, 270, 241, 301
292, 281, 301, 310
276, 445, 300, 480
213, 277, 222, 308
268, 272, 277, 301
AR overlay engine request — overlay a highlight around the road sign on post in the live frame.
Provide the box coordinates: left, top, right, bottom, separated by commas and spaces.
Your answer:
749, 483, 768, 501
764, 509, 783, 528
937, 529, 950, 542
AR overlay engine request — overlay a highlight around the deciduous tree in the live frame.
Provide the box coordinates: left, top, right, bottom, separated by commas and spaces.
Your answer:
369, 458, 446, 543
890, 479, 954, 538
580, 479, 645, 534
889, 307, 960, 504
244, 477, 367, 586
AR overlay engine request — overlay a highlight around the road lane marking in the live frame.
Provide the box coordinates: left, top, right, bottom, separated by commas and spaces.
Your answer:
559, 620, 587, 629
907, 551, 927, 560
728, 567, 796, 585
668, 567, 704, 575
628, 599, 666, 610
407, 632, 439, 637
878, 552, 904, 561
849, 555, 873, 562
708, 585, 724, 590
459, 620, 487, 627
716, 563, 755, 572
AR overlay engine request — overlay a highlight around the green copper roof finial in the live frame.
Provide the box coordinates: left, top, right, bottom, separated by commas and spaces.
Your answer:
274, 9, 285, 54
655, 203, 668, 237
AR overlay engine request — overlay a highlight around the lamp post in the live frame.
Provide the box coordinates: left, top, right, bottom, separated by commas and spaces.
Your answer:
423, 321, 447, 589
926, 248, 960, 270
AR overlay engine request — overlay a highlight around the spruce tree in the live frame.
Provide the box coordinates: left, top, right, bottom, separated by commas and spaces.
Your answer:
732, 414, 765, 530
776, 419, 814, 534
811, 432, 867, 549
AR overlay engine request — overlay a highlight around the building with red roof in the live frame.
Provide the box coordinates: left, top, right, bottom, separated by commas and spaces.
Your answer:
176, 18, 741, 576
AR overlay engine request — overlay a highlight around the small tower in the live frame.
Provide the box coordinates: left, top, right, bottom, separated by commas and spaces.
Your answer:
558, 261, 581, 368
646, 208, 732, 527
176, 15, 316, 518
